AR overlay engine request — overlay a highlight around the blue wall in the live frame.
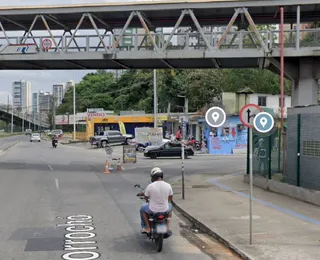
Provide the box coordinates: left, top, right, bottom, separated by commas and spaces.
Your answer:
199, 115, 247, 155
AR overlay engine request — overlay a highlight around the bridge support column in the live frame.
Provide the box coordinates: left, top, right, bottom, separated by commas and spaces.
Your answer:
292, 58, 320, 106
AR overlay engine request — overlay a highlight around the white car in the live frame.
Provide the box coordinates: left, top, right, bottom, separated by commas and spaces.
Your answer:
30, 133, 41, 142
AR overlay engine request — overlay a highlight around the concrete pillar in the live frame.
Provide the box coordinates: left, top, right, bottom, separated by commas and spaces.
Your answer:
292, 58, 320, 106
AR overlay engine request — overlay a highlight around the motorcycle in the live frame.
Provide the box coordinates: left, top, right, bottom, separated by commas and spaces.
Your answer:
134, 184, 171, 252
52, 139, 58, 148
183, 137, 201, 151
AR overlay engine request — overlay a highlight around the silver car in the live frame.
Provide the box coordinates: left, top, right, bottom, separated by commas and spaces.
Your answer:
30, 133, 41, 142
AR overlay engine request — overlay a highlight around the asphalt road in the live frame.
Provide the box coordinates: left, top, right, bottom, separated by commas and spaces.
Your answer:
0, 134, 24, 150
0, 137, 244, 260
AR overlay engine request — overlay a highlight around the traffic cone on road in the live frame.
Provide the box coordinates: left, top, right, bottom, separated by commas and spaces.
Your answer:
116, 159, 123, 172
104, 160, 110, 174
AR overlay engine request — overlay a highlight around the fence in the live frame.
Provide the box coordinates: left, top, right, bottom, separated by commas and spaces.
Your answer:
285, 112, 320, 191
247, 127, 286, 180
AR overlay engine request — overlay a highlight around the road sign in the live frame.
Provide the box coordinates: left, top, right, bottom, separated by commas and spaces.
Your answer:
253, 112, 275, 133
205, 107, 226, 127
240, 104, 263, 128
42, 38, 52, 50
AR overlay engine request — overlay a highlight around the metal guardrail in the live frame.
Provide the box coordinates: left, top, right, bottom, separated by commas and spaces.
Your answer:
0, 29, 319, 53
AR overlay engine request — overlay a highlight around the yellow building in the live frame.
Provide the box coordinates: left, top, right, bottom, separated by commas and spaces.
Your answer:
85, 114, 168, 140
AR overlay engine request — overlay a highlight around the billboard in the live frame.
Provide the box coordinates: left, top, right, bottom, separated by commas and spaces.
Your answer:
135, 127, 163, 146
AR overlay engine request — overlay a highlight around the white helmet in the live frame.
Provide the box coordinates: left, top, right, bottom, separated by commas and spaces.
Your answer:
150, 167, 163, 181
151, 167, 162, 176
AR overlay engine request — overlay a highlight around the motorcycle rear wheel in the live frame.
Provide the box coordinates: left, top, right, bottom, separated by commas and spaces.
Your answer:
155, 234, 163, 252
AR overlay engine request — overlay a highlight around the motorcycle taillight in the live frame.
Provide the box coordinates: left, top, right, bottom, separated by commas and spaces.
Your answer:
157, 215, 165, 220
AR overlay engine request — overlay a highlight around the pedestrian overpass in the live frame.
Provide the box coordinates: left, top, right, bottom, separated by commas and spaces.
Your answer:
0, 0, 319, 105
0, 104, 50, 129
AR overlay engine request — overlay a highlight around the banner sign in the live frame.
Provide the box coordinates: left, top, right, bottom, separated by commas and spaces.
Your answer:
135, 128, 150, 143
123, 145, 137, 163
149, 128, 163, 146
135, 127, 163, 146
0, 44, 38, 54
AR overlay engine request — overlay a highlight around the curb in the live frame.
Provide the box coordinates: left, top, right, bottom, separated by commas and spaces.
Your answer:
0, 141, 20, 153
172, 200, 253, 260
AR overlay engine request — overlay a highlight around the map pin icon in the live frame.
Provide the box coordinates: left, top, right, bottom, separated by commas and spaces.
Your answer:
260, 117, 267, 128
212, 112, 220, 122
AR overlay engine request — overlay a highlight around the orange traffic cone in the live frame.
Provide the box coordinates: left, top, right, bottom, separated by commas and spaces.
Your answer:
116, 159, 123, 172
104, 160, 110, 174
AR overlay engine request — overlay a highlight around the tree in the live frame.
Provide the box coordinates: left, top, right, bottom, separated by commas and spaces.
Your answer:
56, 70, 116, 114
57, 67, 292, 115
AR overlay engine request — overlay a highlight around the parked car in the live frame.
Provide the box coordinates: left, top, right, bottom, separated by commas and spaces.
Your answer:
30, 133, 41, 142
136, 138, 170, 152
144, 141, 194, 159
89, 130, 133, 148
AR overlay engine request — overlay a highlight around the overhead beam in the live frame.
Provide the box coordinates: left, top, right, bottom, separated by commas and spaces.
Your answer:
211, 58, 220, 68
64, 60, 87, 69
267, 57, 298, 80
160, 59, 174, 69
112, 60, 130, 69
23, 61, 47, 69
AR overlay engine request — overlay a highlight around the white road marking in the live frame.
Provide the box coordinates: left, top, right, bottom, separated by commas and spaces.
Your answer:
59, 215, 100, 260
55, 178, 59, 190
48, 165, 54, 171
41, 157, 46, 162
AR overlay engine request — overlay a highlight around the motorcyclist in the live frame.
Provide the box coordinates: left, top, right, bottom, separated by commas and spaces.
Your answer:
139, 167, 173, 234
51, 134, 58, 146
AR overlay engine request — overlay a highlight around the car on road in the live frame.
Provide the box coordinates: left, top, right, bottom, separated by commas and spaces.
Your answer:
25, 129, 32, 136
48, 129, 63, 138
136, 138, 170, 152
30, 133, 41, 142
144, 141, 194, 159
89, 130, 133, 148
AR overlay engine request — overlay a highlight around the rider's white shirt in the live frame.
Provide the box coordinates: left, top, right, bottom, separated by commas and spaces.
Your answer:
145, 181, 173, 212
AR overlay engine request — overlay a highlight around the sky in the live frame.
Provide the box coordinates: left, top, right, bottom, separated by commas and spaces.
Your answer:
0, 0, 132, 104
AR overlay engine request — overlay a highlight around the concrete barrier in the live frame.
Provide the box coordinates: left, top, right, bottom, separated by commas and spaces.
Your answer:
244, 174, 320, 207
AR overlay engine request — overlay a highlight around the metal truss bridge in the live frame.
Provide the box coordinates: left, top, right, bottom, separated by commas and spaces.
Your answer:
0, 0, 318, 70
0, 104, 50, 129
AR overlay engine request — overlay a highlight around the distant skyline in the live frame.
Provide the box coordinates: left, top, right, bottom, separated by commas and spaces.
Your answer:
0, 70, 95, 104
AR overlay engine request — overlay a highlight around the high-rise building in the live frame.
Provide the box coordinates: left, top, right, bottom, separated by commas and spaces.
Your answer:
32, 92, 39, 114
12, 80, 32, 113
39, 91, 52, 115
53, 83, 65, 107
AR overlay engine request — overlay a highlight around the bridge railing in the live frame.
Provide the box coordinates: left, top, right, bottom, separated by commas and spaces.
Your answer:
0, 29, 319, 53
0, 104, 49, 127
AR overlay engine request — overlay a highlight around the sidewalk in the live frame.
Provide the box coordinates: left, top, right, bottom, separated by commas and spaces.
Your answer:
171, 173, 320, 260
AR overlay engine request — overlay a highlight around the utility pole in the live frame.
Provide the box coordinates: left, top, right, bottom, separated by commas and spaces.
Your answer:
73, 79, 76, 140
10, 97, 13, 133
52, 96, 56, 130
6, 95, 9, 132
178, 95, 189, 200
22, 112, 25, 133
153, 69, 157, 128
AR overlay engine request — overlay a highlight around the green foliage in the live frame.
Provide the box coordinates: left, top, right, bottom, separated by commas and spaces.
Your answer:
57, 67, 291, 114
